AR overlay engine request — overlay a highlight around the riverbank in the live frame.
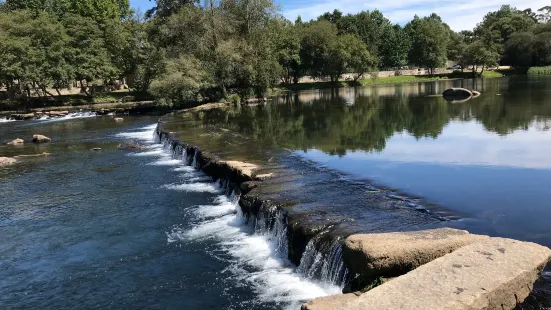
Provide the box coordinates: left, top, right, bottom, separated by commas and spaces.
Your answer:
158, 98, 551, 309
277, 71, 505, 92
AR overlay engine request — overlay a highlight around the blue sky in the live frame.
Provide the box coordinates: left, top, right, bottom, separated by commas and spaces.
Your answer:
129, 0, 547, 31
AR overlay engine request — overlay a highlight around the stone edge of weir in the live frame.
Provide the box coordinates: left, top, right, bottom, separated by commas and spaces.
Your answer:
155, 108, 551, 310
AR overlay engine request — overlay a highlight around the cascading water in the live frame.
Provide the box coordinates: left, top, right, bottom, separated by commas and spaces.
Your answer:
128, 125, 351, 308
297, 239, 349, 289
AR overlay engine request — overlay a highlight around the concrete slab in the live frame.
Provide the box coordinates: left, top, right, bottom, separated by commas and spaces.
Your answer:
307, 238, 551, 310
343, 228, 488, 278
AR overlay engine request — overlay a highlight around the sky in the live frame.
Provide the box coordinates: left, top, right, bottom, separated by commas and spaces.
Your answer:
129, 0, 547, 31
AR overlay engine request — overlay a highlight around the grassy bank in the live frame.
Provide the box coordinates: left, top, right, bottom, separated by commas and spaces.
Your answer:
280, 71, 504, 91
528, 66, 551, 75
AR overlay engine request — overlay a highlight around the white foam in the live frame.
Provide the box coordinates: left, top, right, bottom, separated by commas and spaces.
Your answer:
149, 159, 182, 166
163, 183, 221, 193
194, 196, 237, 218
169, 196, 341, 309
173, 166, 195, 172
39, 112, 97, 122
130, 149, 164, 157
116, 123, 157, 142
0, 118, 16, 123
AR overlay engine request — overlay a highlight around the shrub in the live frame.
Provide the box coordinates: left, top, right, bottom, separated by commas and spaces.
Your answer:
527, 66, 551, 75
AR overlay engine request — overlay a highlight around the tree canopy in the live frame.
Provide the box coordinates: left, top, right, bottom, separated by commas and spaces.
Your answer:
0, 1, 549, 106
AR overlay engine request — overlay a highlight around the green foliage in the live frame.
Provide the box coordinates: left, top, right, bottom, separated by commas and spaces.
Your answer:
149, 55, 213, 106
461, 41, 501, 76
405, 14, 449, 74
3, 0, 131, 20
379, 24, 410, 68
474, 5, 538, 58
527, 66, 551, 75
504, 23, 551, 67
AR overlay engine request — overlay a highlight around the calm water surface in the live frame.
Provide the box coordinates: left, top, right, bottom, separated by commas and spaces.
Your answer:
197, 76, 551, 248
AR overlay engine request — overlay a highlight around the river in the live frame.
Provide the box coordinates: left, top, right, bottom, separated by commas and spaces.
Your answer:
1, 76, 551, 309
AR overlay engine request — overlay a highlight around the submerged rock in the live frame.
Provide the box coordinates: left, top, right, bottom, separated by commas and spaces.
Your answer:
32, 134, 51, 143
0, 157, 17, 166
7, 138, 24, 145
118, 140, 147, 151
342, 228, 487, 279
114, 117, 124, 122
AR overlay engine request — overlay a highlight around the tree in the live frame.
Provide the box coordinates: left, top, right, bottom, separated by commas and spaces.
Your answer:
504, 22, 551, 67
149, 55, 212, 105
271, 19, 301, 84
461, 41, 500, 76
62, 14, 118, 95
474, 5, 537, 58
537, 6, 551, 23
3, 0, 131, 20
299, 20, 339, 79
379, 24, 410, 68
405, 14, 449, 74
338, 34, 376, 81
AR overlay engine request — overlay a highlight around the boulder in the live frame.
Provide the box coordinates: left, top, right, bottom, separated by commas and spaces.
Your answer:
7, 138, 24, 145
340, 238, 551, 310
114, 117, 124, 122
118, 140, 146, 151
32, 134, 51, 143
442, 88, 473, 100
0, 157, 17, 167
342, 228, 488, 278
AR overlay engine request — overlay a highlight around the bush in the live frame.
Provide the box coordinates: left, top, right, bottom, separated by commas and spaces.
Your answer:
527, 66, 551, 75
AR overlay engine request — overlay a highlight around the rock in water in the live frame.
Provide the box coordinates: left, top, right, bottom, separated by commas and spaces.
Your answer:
118, 140, 146, 151
0, 157, 17, 166
7, 138, 24, 145
114, 117, 124, 122
32, 135, 51, 143
442, 88, 473, 101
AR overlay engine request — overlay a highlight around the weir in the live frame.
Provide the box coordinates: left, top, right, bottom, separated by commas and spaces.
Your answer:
158, 129, 350, 289
155, 111, 551, 309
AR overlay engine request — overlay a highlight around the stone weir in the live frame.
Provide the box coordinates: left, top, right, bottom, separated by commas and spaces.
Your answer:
157, 108, 551, 310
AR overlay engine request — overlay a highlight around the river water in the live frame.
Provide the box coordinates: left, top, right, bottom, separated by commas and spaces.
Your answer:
0, 116, 337, 309
1, 76, 551, 309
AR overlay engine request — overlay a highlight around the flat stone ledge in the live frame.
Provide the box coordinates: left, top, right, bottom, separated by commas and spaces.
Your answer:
343, 228, 488, 278
302, 293, 359, 310
307, 238, 551, 310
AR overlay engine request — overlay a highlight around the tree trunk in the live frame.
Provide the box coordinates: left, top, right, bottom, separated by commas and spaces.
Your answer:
81, 79, 91, 96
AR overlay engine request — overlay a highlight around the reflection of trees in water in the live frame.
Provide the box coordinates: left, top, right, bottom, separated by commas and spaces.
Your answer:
198, 77, 551, 155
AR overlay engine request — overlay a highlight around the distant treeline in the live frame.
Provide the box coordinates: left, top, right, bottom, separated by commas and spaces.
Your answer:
0, 0, 550, 106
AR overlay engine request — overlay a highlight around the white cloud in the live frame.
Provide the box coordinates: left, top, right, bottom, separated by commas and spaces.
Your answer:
279, 0, 548, 31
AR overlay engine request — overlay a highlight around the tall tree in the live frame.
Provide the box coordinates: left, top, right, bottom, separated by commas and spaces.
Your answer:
405, 14, 449, 74
474, 5, 537, 57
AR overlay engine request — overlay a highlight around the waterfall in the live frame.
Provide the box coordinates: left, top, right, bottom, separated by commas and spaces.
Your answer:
297, 238, 350, 288
157, 129, 348, 292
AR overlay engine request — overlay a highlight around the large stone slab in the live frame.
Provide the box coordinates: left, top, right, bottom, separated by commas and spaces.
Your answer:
343, 228, 488, 278
307, 238, 551, 310
302, 293, 358, 310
